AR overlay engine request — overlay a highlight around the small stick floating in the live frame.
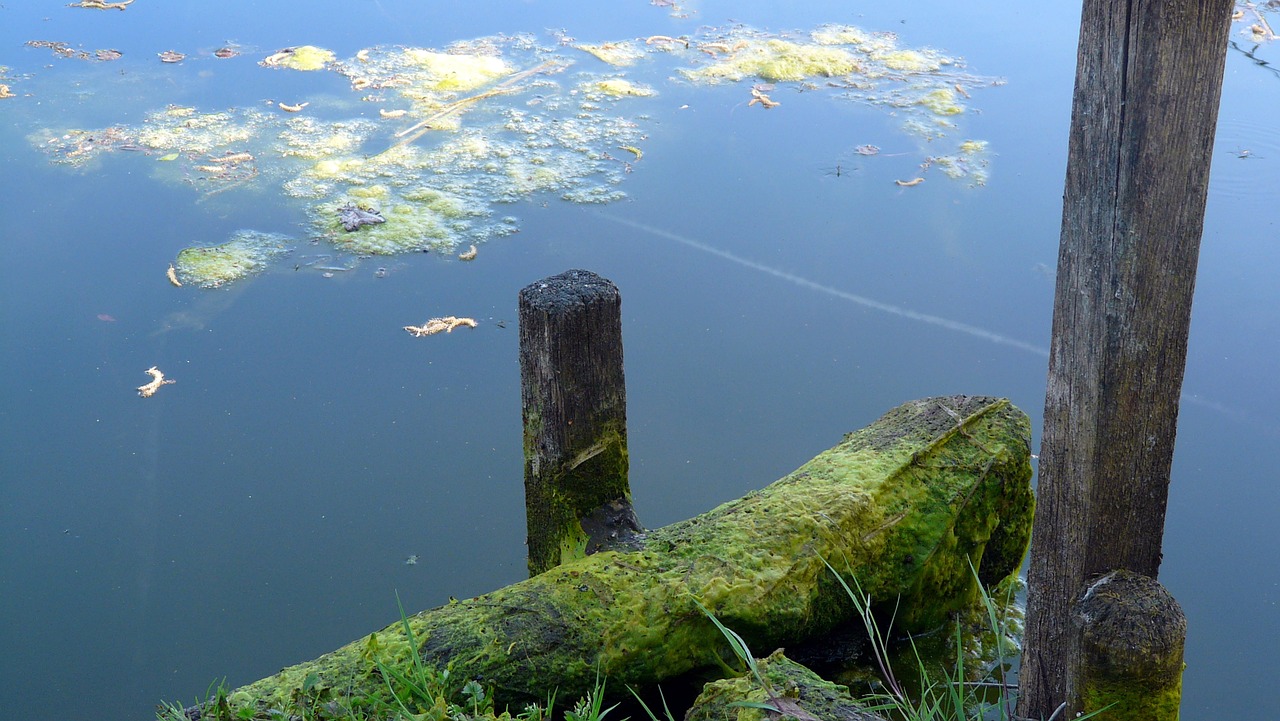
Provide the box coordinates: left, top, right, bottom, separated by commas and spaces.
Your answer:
166, 264, 182, 287
278, 101, 309, 112
458, 245, 478, 261
895, 177, 925, 187
137, 366, 175, 398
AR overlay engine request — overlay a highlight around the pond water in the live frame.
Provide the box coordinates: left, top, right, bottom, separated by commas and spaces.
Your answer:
2, 2, 1277, 719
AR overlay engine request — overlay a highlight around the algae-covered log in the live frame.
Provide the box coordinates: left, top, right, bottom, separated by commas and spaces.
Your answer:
218, 396, 1033, 716
685, 650, 887, 721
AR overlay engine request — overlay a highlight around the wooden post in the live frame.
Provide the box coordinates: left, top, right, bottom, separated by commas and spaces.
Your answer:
518, 269, 640, 577
1019, 2, 1233, 718
1073, 570, 1187, 721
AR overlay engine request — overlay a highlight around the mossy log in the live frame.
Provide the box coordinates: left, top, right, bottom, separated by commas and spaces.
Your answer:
685, 650, 887, 721
215, 396, 1033, 716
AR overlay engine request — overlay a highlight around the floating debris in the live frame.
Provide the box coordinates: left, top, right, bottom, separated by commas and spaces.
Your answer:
458, 244, 478, 260
137, 367, 174, 398
25, 40, 92, 61
645, 35, 690, 49
404, 316, 478, 336
277, 101, 309, 113
213, 47, 240, 59
158, 50, 186, 64
0, 84, 13, 99
748, 85, 780, 109
174, 230, 292, 288
404, 555, 419, 565
854, 144, 880, 155
68, 0, 133, 9
337, 202, 386, 231
166, 264, 182, 287
925, 139, 990, 185
895, 177, 924, 187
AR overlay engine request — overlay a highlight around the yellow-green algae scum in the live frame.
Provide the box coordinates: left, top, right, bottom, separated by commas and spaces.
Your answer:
27, 25, 999, 290
224, 396, 1032, 715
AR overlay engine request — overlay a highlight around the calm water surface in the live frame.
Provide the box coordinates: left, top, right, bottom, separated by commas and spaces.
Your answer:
1, 2, 1277, 719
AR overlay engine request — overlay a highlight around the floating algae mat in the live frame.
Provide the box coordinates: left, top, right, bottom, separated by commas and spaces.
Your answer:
174, 230, 293, 288
27, 24, 1000, 286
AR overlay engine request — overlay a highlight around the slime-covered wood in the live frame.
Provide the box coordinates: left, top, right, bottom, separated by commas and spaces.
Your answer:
219, 396, 1033, 715
1074, 570, 1186, 721
519, 270, 639, 576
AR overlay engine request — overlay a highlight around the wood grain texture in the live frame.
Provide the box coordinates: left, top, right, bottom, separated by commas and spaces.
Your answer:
518, 269, 636, 576
1018, 2, 1233, 717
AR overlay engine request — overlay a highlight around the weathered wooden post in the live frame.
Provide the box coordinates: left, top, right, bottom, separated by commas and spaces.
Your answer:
1019, 2, 1233, 719
518, 269, 641, 577
1073, 570, 1187, 719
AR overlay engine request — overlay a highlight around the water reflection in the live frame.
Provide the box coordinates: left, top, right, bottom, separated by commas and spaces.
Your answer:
0, 2, 1278, 720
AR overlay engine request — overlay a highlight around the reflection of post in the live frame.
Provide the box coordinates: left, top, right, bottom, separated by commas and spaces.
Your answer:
518, 269, 640, 577
1018, 1, 1233, 719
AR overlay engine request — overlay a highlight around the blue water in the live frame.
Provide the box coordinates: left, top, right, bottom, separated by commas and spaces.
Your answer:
2, 2, 1278, 719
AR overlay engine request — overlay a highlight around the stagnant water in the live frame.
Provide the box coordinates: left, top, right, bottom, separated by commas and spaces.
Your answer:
1, 2, 1277, 719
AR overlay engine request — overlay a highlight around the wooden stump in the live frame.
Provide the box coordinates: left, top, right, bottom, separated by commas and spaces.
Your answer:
1073, 570, 1186, 721
518, 269, 640, 576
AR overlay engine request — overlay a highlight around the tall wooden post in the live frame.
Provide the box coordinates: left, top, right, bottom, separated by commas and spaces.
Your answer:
1018, 2, 1233, 718
518, 269, 641, 577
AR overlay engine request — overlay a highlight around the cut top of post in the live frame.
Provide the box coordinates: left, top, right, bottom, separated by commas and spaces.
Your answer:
518, 269, 620, 314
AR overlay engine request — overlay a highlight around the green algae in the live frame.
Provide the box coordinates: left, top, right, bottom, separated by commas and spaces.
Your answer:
576, 41, 646, 66
682, 38, 860, 83
214, 396, 1032, 715
589, 78, 656, 98
400, 49, 513, 91
266, 45, 335, 71
880, 49, 948, 72
919, 87, 965, 115
685, 650, 868, 721
174, 230, 292, 288
29, 24, 1002, 287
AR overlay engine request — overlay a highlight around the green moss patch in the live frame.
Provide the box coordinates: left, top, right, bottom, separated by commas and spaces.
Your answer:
174, 230, 292, 288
